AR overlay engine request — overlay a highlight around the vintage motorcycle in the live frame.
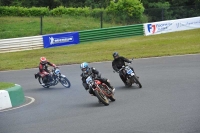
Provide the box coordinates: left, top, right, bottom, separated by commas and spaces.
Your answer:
34, 68, 71, 88
86, 75, 115, 106
114, 62, 142, 88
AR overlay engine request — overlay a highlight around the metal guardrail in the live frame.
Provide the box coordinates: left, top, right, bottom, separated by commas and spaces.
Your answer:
0, 36, 43, 53
0, 24, 144, 53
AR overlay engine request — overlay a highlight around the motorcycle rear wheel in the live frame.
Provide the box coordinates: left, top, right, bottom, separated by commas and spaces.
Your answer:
104, 86, 115, 101
38, 77, 50, 88
109, 95, 116, 101
94, 90, 109, 106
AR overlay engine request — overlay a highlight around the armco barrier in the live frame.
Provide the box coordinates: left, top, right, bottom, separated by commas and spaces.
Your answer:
79, 24, 144, 43
0, 35, 43, 53
0, 24, 144, 53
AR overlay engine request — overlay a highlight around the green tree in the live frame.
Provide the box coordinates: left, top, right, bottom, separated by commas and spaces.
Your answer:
106, 0, 144, 24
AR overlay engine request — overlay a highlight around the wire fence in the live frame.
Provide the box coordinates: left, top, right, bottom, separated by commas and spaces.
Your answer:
0, 5, 199, 39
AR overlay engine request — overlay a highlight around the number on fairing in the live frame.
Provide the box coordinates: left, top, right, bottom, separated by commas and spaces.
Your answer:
127, 69, 133, 74
55, 69, 60, 75
86, 76, 92, 84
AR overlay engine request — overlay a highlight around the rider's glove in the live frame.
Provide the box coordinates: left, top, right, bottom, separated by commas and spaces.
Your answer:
52, 64, 58, 68
97, 73, 101, 78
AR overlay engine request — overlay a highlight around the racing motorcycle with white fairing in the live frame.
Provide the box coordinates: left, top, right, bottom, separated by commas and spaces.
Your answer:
34, 68, 71, 88
114, 59, 142, 88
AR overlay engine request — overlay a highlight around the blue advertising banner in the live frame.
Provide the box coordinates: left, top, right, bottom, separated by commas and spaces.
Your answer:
42, 32, 80, 48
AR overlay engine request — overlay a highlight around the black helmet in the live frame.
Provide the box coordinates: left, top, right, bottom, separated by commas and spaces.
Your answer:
113, 52, 119, 59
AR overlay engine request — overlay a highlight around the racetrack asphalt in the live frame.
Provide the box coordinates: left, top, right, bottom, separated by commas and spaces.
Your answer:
0, 54, 200, 133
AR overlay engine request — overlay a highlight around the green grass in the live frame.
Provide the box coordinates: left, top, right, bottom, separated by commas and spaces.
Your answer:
0, 16, 122, 39
0, 28, 200, 71
0, 82, 15, 90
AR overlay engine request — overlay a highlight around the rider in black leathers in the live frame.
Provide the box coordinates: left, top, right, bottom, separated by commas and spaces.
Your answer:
80, 62, 115, 96
112, 52, 134, 85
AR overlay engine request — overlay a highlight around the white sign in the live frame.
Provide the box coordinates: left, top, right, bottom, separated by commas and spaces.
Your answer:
144, 17, 200, 36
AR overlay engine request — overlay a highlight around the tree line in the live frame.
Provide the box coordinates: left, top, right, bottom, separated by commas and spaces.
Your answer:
0, 0, 199, 23
1, 0, 199, 9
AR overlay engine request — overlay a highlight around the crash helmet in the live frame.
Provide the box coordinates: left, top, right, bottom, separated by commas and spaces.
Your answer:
40, 57, 47, 65
80, 62, 89, 73
113, 52, 119, 59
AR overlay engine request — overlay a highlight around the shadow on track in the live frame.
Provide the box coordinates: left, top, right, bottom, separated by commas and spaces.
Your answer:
72, 102, 109, 108
116, 86, 141, 91
26, 86, 70, 92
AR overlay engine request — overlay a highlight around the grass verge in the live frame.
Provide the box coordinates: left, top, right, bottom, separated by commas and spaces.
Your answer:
0, 28, 200, 71
0, 16, 121, 39
0, 82, 15, 90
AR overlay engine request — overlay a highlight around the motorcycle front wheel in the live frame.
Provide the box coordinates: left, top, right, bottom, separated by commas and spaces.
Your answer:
132, 75, 142, 88
94, 89, 109, 106
59, 76, 71, 88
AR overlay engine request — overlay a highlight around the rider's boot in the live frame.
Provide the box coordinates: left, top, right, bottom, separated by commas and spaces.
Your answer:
110, 86, 115, 94
106, 81, 115, 94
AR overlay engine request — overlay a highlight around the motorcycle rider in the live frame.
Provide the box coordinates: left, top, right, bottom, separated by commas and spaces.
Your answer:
80, 62, 115, 96
112, 52, 135, 85
37, 57, 57, 85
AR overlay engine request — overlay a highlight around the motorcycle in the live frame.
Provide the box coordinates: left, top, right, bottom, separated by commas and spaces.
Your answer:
86, 75, 115, 106
114, 60, 142, 88
34, 68, 71, 88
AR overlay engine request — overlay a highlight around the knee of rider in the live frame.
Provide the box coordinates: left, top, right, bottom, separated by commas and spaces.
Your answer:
89, 89, 93, 94
106, 79, 110, 83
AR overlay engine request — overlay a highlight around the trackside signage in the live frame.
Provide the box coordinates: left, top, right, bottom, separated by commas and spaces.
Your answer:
144, 17, 200, 36
42, 32, 80, 48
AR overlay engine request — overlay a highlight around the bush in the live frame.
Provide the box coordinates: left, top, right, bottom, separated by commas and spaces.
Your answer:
29, 7, 49, 16
0, 5, 145, 24
106, 0, 145, 24
107, 0, 144, 17
0, 6, 49, 16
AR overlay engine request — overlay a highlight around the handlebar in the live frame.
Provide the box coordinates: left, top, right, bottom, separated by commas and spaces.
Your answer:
113, 65, 126, 73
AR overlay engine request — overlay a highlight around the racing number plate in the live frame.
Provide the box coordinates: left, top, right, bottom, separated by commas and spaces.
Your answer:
127, 69, 133, 74
86, 76, 92, 84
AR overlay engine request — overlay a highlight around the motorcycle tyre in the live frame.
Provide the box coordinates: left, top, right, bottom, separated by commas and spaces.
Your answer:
38, 77, 50, 88
94, 90, 109, 106
59, 76, 71, 88
109, 95, 116, 101
132, 75, 142, 88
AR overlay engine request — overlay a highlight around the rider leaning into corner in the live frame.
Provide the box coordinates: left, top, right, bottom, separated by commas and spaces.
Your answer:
37, 57, 58, 85
80, 62, 115, 96
112, 52, 138, 85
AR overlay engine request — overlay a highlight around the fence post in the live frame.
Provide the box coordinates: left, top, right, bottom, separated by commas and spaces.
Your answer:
40, 16, 43, 35
100, 12, 103, 28
161, 8, 164, 21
